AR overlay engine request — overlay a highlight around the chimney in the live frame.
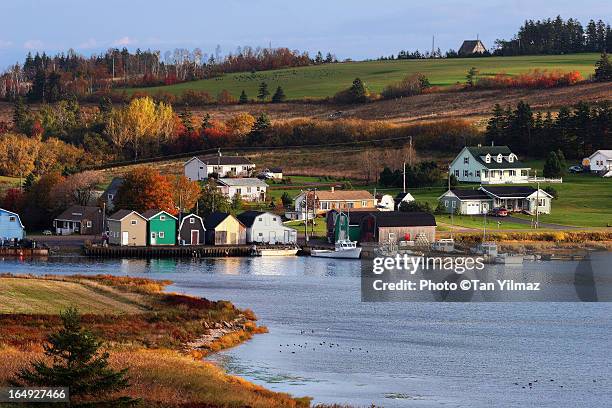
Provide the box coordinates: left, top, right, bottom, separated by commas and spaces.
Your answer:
331, 186, 335, 193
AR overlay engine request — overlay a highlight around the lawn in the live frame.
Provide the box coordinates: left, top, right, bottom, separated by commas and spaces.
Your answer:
286, 219, 327, 238
128, 54, 600, 100
0, 277, 146, 314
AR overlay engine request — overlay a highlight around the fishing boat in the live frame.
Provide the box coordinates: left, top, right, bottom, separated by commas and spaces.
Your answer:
311, 240, 362, 259
494, 253, 524, 264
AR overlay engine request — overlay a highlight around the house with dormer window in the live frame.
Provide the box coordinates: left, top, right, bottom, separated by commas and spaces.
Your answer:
450, 145, 531, 184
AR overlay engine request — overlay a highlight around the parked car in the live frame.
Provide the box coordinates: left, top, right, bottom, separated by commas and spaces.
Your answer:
489, 207, 508, 217
568, 165, 583, 173
42, 230, 52, 235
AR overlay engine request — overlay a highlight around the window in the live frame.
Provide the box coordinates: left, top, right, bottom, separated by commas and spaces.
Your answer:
273, 217, 277, 221
8, 216, 16, 222
131, 220, 137, 225
190, 218, 195, 224
259, 232, 263, 236
454, 170, 460, 177
463, 170, 469, 177
361, 201, 367, 206
200, 166, 204, 170
508, 154, 515, 163
509, 170, 516, 176
497, 154, 503, 163
247, 187, 252, 193
484, 170, 489, 178
485, 154, 491, 163
444, 201, 448, 208
521, 170, 529, 177
160, 215, 166, 221
347, 202, 354, 208
108, 194, 114, 200
86, 221, 92, 227
464, 157, 469, 164
258, 217, 263, 221
151, 232, 157, 238
452, 201, 456, 208
475, 170, 481, 177
538, 199, 546, 207
159, 232, 165, 238
321, 202, 330, 210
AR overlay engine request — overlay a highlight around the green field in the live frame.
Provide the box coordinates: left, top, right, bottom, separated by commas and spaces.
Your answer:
130, 54, 600, 100
0, 277, 146, 314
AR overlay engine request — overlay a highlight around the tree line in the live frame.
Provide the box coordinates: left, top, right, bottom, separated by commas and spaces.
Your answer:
485, 101, 611, 159
0, 46, 337, 101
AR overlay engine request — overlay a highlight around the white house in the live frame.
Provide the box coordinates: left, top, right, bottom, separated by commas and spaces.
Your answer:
217, 178, 267, 202
375, 194, 395, 211
584, 150, 612, 176
438, 186, 553, 215
237, 211, 297, 244
393, 192, 415, 210
450, 145, 531, 184
184, 155, 255, 181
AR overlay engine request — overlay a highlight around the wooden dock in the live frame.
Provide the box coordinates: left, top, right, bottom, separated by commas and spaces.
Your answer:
84, 244, 255, 258
0, 247, 49, 257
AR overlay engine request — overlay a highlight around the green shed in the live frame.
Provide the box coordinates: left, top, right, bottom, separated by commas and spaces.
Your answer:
142, 209, 178, 246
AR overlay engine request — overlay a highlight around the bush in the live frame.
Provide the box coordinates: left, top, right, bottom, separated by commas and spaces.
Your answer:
333, 78, 369, 104
381, 73, 430, 99
399, 200, 433, 215
475, 69, 582, 89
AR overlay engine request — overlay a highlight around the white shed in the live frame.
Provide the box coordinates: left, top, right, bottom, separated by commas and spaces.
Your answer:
237, 211, 297, 244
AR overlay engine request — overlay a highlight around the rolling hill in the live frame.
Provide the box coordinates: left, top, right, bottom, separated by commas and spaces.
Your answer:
128, 53, 601, 100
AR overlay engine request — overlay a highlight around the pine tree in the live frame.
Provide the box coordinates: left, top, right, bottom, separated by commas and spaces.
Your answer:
248, 113, 271, 145
231, 191, 243, 213
257, 82, 270, 101
179, 107, 194, 132
348, 78, 368, 103
201, 113, 212, 130
543, 151, 562, 178
12, 97, 29, 133
556, 149, 567, 175
239, 90, 248, 104
594, 52, 612, 82
466, 67, 479, 87
271, 86, 286, 103
280, 192, 292, 208
23, 173, 35, 192
12, 308, 133, 406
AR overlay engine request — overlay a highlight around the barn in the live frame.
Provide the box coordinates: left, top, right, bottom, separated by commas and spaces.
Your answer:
359, 211, 437, 245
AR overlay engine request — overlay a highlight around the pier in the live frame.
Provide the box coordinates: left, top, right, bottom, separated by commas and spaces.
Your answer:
83, 244, 256, 258
0, 247, 49, 257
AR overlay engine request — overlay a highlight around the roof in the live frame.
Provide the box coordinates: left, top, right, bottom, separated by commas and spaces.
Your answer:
589, 150, 612, 159
458, 40, 485, 55
444, 189, 491, 200
236, 211, 265, 227
108, 209, 146, 221
204, 212, 232, 229
178, 212, 205, 230
141, 209, 178, 220
217, 178, 268, 188
55, 205, 101, 221
0, 208, 24, 228
479, 186, 551, 199
394, 192, 415, 204
464, 146, 530, 169
314, 190, 374, 201
195, 155, 254, 166
269, 167, 282, 173
103, 177, 124, 195
368, 211, 437, 227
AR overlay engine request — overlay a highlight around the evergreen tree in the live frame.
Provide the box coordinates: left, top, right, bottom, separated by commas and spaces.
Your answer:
280, 191, 292, 208
594, 52, 612, 82
248, 113, 271, 145
543, 151, 562, 177
29, 66, 47, 102
466, 67, 479, 87
348, 78, 368, 103
201, 113, 212, 130
231, 191, 243, 212
239, 90, 248, 104
12, 97, 30, 134
485, 104, 507, 145
197, 179, 231, 216
179, 107, 194, 132
271, 86, 286, 103
556, 149, 567, 175
23, 173, 35, 192
12, 308, 133, 406
257, 82, 270, 101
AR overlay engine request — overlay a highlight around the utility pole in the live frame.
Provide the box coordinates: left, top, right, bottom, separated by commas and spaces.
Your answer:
403, 161, 406, 193
304, 190, 309, 243
535, 179, 540, 229
448, 164, 453, 240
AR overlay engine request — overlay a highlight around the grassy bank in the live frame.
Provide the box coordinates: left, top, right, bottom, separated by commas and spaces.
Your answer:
128, 54, 600, 100
0, 274, 309, 408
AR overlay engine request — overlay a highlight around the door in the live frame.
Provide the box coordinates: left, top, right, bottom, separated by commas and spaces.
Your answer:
191, 230, 199, 245
465, 202, 479, 215
150, 232, 157, 245
269, 231, 276, 244
481, 202, 489, 214
121, 231, 129, 245
284, 230, 290, 243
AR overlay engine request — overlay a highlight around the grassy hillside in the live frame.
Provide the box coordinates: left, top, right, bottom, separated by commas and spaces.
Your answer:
129, 54, 601, 100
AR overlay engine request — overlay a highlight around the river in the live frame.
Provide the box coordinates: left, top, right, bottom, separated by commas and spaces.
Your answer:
1, 255, 611, 407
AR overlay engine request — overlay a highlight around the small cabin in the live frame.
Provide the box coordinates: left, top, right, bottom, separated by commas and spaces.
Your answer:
0, 208, 25, 241
142, 209, 177, 246
458, 40, 486, 56
107, 210, 147, 246
204, 212, 246, 245
178, 213, 206, 245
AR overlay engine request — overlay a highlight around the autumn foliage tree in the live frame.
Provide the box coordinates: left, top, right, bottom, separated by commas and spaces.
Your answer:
115, 166, 177, 215
171, 175, 201, 213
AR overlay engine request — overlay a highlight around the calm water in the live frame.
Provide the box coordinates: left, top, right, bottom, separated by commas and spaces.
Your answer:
1, 255, 612, 407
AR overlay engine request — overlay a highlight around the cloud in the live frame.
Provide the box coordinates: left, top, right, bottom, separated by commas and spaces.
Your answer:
112, 36, 136, 46
0, 39, 12, 48
24, 40, 44, 49
78, 38, 99, 49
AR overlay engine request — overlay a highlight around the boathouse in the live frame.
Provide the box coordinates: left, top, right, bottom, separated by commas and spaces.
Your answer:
204, 212, 246, 245
142, 209, 178, 246
0, 208, 25, 241
360, 211, 437, 245
107, 210, 147, 246
236, 211, 297, 244
178, 213, 206, 245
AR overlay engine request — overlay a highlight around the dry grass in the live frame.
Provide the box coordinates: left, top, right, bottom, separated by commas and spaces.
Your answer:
0, 347, 311, 408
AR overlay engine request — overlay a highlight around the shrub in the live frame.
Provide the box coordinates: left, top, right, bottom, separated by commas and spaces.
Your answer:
475, 69, 582, 89
381, 73, 430, 99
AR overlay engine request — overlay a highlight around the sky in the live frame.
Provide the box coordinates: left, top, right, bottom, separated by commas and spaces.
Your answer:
0, 0, 610, 68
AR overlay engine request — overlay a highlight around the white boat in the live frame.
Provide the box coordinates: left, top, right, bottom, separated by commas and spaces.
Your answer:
471, 242, 498, 257
258, 247, 299, 256
494, 253, 524, 264
311, 240, 362, 259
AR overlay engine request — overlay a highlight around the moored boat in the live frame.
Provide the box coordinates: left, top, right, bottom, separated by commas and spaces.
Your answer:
311, 240, 362, 259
